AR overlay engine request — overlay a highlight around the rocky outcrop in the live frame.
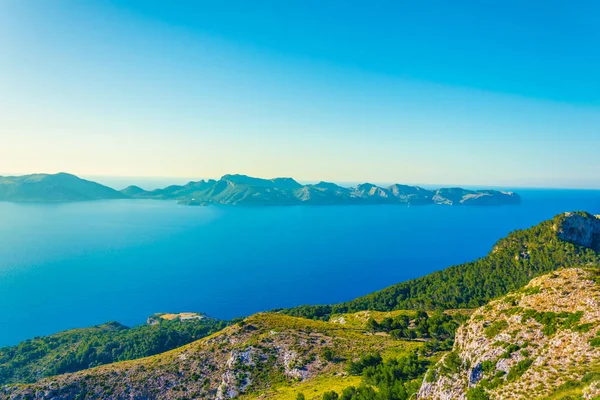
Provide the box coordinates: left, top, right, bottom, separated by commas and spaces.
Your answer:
555, 212, 600, 251
418, 268, 600, 400
216, 347, 258, 399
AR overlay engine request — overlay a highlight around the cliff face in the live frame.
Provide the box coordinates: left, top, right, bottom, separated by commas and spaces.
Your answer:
555, 212, 600, 251
418, 268, 600, 400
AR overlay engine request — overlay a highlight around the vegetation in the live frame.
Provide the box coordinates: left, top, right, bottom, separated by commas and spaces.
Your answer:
466, 386, 490, 400
321, 352, 429, 400
589, 330, 600, 347
484, 320, 508, 339
6, 312, 425, 399
0, 316, 227, 384
535, 370, 600, 400
506, 358, 533, 381
421, 268, 600, 400
282, 214, 600, 319
364, 310, 467, 341
520, 309, 583, 336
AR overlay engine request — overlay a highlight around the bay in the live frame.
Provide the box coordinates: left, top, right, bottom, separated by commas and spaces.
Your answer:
0, 189, 599, 346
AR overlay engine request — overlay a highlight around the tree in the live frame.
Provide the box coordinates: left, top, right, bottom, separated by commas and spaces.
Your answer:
322, 391, 339, 400
321, 347, 335, 362
466, 386, 489, 400
366, 317, 379, 332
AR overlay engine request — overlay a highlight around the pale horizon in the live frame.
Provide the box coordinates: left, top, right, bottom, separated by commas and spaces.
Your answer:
2, 1, 599, 189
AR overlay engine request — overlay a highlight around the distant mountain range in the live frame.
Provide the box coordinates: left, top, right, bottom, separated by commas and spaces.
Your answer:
0, 173, 521, 206
0, 173, 125, 203
123, 174, 522, 206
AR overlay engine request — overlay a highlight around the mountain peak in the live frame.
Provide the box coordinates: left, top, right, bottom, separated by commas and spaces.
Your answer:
270, 177, 302, 189
220, 174, 273, 187
313, 181, 342, 190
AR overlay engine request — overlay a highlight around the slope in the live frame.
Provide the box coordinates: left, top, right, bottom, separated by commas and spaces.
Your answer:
0, 314, 227, 385
418, 267, 600, 400
3, 312, 437, 399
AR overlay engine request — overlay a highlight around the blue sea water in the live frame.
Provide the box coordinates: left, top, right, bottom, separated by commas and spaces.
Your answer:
0, 190, 599, 346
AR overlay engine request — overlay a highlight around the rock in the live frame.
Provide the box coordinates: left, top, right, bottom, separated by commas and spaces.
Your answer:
418, 268, 600, 400
555, 212, 600, 251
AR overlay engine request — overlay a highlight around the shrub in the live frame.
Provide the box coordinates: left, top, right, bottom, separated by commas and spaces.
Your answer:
481, 360, 495, 373
441, 351, 462, 375
322, 391, 339, 400
484, 321, 508, 339
466, 386, 490, 400
347, 353, 382, 375
507, 358, 533, 381
321, 348, 335, 362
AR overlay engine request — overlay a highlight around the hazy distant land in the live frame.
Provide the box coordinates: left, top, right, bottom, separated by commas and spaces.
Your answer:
0, 172, 521, 206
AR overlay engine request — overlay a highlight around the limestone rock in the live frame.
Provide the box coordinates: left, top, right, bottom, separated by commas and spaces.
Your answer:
418, 268, 600, 400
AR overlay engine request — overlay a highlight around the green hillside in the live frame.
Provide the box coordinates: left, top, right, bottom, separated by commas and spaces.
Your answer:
2, 311, 462, 399
0, 314, 227, 385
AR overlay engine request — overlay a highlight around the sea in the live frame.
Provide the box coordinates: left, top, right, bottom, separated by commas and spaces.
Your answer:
0, 189, 599, 346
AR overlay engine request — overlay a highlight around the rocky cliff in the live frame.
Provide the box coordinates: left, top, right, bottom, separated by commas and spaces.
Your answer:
555, 212, 600, 251
418, 267, 600, 400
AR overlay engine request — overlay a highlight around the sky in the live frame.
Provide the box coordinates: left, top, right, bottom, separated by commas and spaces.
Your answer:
1, 1, 599, 188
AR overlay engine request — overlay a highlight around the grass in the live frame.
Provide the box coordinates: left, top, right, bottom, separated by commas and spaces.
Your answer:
540, 368, 600, 400
234, 311, 427, 399
241, 375, 363, 400
328, 310, 418, 330
243, 312, 425, 363
484, 320, 508, 339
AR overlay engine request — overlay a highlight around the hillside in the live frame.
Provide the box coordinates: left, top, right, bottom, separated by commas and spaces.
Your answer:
0, 173, 125, 202
418, 267, 600, 399
0, 314, 227, 385
1, 310, 465, 399
121, 174, 521, 206
282, 212, 600, 320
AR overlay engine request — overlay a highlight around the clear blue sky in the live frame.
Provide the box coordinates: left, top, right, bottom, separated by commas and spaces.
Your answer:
1, 1, 599, 188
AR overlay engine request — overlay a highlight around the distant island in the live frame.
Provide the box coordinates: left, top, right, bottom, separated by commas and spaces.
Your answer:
0, 173, 124, 203
0, 172, 521, 206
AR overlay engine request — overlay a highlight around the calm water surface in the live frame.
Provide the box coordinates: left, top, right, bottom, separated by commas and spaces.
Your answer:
0, 189, 599, 345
